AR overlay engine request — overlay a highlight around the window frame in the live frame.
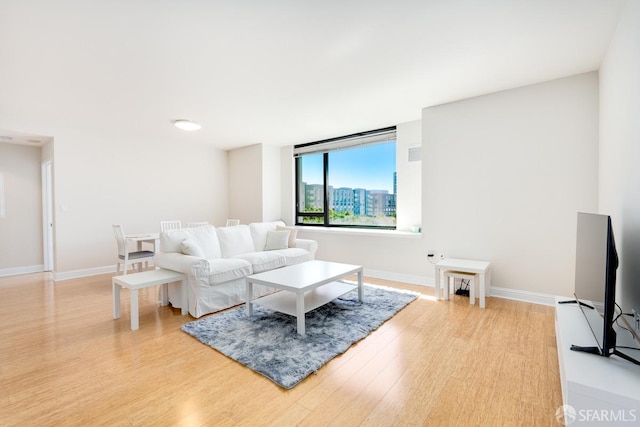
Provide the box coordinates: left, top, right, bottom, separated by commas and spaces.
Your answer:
294, 127, 397, 230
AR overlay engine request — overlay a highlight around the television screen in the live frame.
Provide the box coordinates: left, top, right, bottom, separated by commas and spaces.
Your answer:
573, 212, 617, 355
572, 212, 640, 365
574, 213, 609, 314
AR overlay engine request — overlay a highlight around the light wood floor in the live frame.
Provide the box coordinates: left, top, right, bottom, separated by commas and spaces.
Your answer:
0, 272, 562, 426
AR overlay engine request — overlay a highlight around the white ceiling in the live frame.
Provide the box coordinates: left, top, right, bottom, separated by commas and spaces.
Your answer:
0, 0, 625, 150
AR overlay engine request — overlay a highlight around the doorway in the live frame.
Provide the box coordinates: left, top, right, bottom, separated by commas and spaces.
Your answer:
42, 161, 54, 271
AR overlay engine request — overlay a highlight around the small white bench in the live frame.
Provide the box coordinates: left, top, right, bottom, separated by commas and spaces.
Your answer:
112, 269, 187, 330
443, 270, 479, 306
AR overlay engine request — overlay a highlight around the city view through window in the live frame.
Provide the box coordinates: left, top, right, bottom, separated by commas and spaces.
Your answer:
297, 142, 396, 227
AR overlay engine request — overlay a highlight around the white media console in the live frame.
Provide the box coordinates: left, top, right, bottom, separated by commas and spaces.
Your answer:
555, 296, 640, 423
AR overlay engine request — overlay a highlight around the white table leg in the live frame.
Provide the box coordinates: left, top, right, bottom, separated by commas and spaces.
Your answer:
470, 276, 476, 305
444, 275, 450, 301
245, 280, 253, 316
160, 283, 168, 306
180, 279, 188, 315
479, 273, 486, 309
113, 281, 121, 319
296, 292, 305, 336
435, 266, 441, 300
130, 289, 139, 330
357, 269, 364, 302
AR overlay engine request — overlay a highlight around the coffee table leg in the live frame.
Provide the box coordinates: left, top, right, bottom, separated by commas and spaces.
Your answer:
296, 292, 305, 336
130, 289, 139, 330
357, 269, 364, 302
160, 283, 169, 306
245, 280, 253, 316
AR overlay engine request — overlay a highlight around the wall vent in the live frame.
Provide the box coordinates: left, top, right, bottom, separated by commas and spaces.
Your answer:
408, 146, 422, 162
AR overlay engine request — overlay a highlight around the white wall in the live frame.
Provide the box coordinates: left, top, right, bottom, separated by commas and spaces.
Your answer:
280, 145, 295, 225
599, 0, 640, 314
297, 229, 426, 282
423, 72, 599, 296
396, 120, 422, 231
0, 143, 43, 271
261, 144, 282, 221
228, 144, 262, 224
228, 143, 283, 224
53, 132, 227, 274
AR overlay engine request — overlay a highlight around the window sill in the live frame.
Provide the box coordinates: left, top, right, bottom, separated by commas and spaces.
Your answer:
295, 226, 422, 239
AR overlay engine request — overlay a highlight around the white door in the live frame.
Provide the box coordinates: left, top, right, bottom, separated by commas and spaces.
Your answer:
42, 162, 54, 271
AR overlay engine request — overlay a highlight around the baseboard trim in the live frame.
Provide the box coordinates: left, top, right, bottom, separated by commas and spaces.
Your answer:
0, 264, 44, 277
364, 269, 555, 306
490, 286, 555, 306
364, 269, 431, 287
54, 265, 115, 281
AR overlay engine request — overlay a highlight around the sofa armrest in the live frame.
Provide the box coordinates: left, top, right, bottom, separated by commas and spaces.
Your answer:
155, 252, 203, 275
295, 238, 318, 259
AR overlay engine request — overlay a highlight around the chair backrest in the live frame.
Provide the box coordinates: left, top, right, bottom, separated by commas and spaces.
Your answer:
112, 224, 127, 257
160, 220, 182, 231
187, 221, 209, 228
225, 219, 240, 227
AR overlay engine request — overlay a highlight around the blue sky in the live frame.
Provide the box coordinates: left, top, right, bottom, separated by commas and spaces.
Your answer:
301, 142, 396, 193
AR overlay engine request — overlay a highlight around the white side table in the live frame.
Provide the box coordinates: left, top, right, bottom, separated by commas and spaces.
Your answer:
113, 268, 187, 330
434, 258, 491, 308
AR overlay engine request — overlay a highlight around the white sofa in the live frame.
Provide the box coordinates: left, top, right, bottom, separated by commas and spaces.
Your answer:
155, 221, 318, 318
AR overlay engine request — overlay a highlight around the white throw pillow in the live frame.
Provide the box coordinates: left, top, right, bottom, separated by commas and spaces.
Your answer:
249, 221, 285, 252
189, 225, 222, 259
216, 225, 256, 257
181, 238, 205, 258
276, 225, 297, 248
264, 230, 290, 251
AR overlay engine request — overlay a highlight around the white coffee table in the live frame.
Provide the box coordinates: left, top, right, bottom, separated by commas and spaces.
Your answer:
245, 260, 364, 336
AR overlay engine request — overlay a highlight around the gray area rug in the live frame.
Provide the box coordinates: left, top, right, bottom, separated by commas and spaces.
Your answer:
181, 283, 418, 389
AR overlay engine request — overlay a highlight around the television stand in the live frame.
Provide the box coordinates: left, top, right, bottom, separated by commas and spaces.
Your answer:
570, 344, 601, 355
555, 297, 640, 416
558, 299, 595, 310
613, 349, 640, 366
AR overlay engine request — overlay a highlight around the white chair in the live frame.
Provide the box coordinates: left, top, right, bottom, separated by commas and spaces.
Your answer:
442, 270, 478, 305
225, 219, 240, 227
112, 225, 155, 275
187, 221, 209, 228
160, 220, 182, 231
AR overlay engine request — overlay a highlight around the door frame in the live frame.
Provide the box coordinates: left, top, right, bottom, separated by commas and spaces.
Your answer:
42, 161, 54, 271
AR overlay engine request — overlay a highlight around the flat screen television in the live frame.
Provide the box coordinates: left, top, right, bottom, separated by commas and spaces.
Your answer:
569, 212, 639, 365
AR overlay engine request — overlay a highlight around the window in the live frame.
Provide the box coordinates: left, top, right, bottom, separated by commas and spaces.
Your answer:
295, 127, 397, 229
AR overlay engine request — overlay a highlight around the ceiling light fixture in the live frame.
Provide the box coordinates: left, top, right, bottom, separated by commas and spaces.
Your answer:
173, 119, 202, 131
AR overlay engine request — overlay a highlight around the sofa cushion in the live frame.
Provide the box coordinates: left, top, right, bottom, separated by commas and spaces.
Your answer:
269, 248, 312, 266
193, 258, 253, 285
249, 220, 286, 251
216, 225, 255, 257
160, 225, 222, 259
233, 251, 286, 273
264, 230, 290, 250
276, 225, 297, 248
181, 238, 205, 258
